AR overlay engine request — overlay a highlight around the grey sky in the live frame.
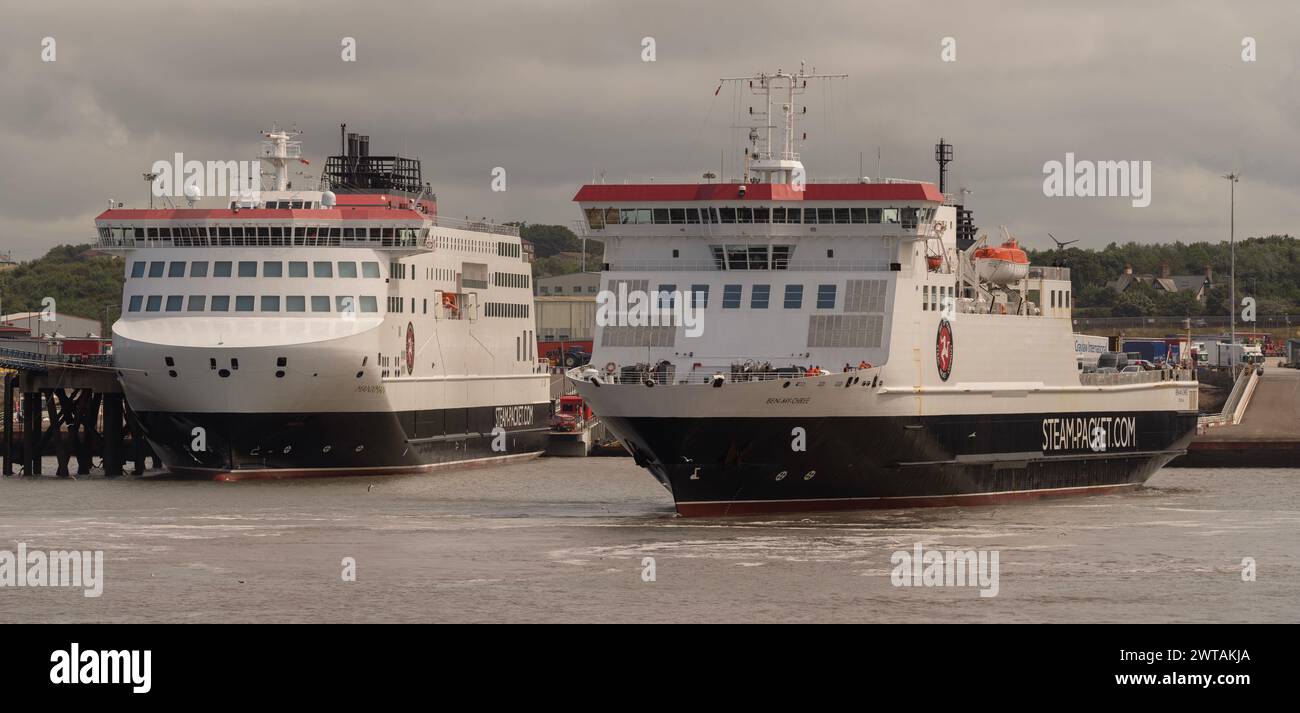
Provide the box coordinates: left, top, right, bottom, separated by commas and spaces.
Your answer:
1, 0, 1296, 259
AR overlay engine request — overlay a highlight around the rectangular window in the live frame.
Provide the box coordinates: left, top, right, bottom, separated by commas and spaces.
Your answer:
690, 284, 710, 309
883, 208, 899, 224
165, 296, 183, 311
834, 208, 851, 224
214, 261, 232, 277
922, 286, 930, 311
335, 296, 353, 313
145, 295, 162, 312
314, 262, 333, 278
148, 262, 165, 278
722, 284, 742, 309
261, 296, 280, 312
262, 261, 283, 278
784, 284, 804, 309
190, 261, 209, 277
237, 261, 257, 277
361, 261, 380, 278
868, 208, 882, 224
130, 262, 146, 278
338, 262, 358, 278
187, 295, 206, 312
850, 208, 867, 224
128, 295, 143, 312
816, 284, 837, 309
359, 296, 378, 313
235, 295, 255, 312
310, 296, 330, 312
286, 296, 306, 312
657, 284, 676, 309
751, 284, 770, 309
288, 261, 308, 278
210, 296, 230, 312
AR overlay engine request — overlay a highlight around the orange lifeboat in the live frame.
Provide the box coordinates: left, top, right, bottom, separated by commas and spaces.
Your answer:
972, 237, 1029, 284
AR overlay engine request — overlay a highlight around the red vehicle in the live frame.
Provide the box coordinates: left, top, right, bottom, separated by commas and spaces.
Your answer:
550, 395, 592, 432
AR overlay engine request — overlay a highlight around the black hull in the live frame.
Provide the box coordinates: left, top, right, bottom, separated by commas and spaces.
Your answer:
136, 403, 550, 479
603, 410, 1200, 516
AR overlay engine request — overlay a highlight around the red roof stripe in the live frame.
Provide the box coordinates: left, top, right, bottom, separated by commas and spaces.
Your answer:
572, 182, 944, 203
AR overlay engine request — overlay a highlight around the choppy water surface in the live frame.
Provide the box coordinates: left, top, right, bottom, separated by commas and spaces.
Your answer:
0, 459, 1296, 623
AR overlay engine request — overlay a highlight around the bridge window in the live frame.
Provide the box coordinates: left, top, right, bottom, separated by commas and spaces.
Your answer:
148, 262, 165, 278
657, 284, 676, 309
784, 285, 804, 309
131, 262, 146, 278
335, 296, 354, 313
263, 261, 283, 278
145, 296, 162, 312
128, 295, 142, 312
190, 261, 209, 277
235, 296, 254, 312
166, 262, 184, 278
187, 296, 206, 312
883, 208, 899, 224
211, 296, 230, 311
314, 262, 333, 278
214, 261, 232, 277
362, 261, 381, 278
237, 261, 257, 277
751, 284, 770, 309
359, 296, 378, 313
288, 261, 308, 277
311, 296, 330, 312
338, 262, 358, 278
868, 208, 882, 223
286, 296, 306, 312
261, 296, 280, 312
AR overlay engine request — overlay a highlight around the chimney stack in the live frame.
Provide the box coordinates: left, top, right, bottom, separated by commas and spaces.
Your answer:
1204, 264, 1213, 281
1123, 263, 1133, 275
1159, 263, 1171, 278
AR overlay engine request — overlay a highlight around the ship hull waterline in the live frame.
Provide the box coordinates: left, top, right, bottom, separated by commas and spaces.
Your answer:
595, 411, 1199, 517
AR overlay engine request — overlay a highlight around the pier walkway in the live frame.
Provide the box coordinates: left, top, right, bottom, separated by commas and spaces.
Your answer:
1176, 366, 1300, 467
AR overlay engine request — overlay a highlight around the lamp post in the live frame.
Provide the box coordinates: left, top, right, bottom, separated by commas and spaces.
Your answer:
1223, 172, 1239, 371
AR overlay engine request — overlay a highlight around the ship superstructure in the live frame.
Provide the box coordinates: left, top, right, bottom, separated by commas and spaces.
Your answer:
95, 127, 550, 478
567, 69, 1199, 515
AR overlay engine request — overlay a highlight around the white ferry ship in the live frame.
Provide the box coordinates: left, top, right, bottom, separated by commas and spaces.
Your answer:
568, 69, 1199, 516
94, 127, 550, 479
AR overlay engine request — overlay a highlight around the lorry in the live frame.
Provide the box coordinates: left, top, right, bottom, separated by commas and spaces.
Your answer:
1206, 341, 1264, 368
1073, 334, 1108, 370
1286, 339, 1300, 369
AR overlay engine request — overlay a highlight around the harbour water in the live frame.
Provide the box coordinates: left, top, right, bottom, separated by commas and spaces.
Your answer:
1, 459, 1296, 623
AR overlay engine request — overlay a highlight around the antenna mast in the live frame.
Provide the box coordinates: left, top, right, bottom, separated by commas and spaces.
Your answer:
721, 64, 846, 184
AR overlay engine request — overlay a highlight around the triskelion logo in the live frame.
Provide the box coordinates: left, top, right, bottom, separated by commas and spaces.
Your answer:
405, 322, 415, 375
936, 319, 954, 381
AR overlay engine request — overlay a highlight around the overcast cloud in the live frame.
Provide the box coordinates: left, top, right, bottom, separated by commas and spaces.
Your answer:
1, 0, 1296, 259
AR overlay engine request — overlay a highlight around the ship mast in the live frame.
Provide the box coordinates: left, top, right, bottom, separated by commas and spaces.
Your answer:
721, 64, 846, 184
260, 125, 304, 192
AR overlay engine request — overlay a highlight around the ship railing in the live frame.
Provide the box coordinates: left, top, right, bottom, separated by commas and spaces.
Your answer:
431, 216, 520, 236
1027, 266, 1072, 281
605, 259, 893, 272
1078, 368, 1196, 386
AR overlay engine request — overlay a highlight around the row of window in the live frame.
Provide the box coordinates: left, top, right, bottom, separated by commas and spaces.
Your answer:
656, 283, 837, 310
494, 272, 530, 289
128, 295, 379, 313
131, 260, 382, 280
585, 206, 937, 228
103, 225, 423, 240
538, 284, 598, 295
922, 285, 956, 312
484, 302, 531, 318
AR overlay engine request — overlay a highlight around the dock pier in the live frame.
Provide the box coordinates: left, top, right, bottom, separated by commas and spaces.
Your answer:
1172, 364, 1300, 467
1, 348, 151, 477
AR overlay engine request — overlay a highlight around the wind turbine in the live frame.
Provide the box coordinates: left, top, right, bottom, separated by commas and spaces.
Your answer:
1048, 233, 1078, 250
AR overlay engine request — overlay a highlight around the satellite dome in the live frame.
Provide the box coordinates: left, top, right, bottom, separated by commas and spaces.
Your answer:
321, 191, 337, 207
